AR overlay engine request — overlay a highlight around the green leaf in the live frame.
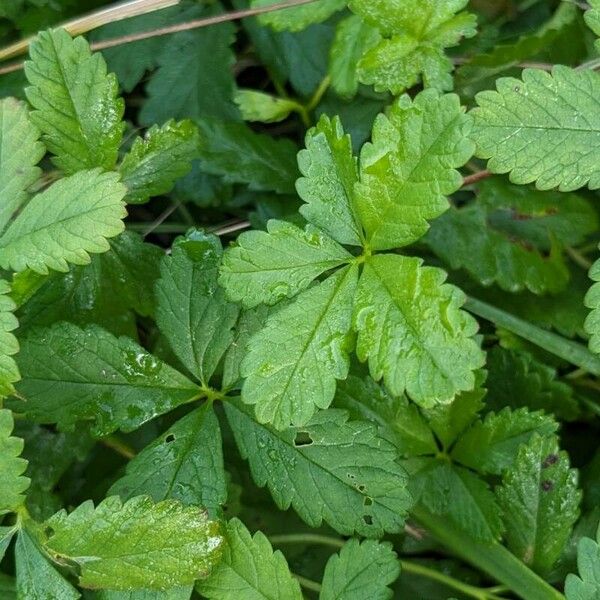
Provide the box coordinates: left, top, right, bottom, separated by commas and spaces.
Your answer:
320, 539, 400, 600
409, 459, 503, 542
251, 0, 345, 32
0, 97, 44, 234
427, 177, 597, 294
0, 280, 20, 398
17, 232, 163, 337
585, 254, 600, 353
421, 372, 486, 450
241, 265, 357, 429
334, 374, 438, 457
222, 305, 270, 392
119, 119, 200, 204
235, 89, 300, 123
195, 118, 299, 194
225, 401, 412, 537
585, 0, 600, 51
354, 254, 484, 407
12, 323, 201, 436
219, 220, 352, 309
197, 518, 302, 600
15, 529, 80, 600
451, 408, 558, 475
472, 66, 600, 191
0, 526, 15, 562
43, 495, 223, 590
356, 90, 474, 250
0, 169, 127, 274
140, 11, 238, 124
25, 28, 124, 174
329, 15, 380, 99
90, 5, 187, 93
565, 529, 600, 600
157, 231, 239, 384
497, 434, 581, 574
16, 421, 94, 521
485, 347, 580, 422
0, 409, 29, 515
296, 115, 362, 246
110, 404, 226, 517
348, 0, 476, 94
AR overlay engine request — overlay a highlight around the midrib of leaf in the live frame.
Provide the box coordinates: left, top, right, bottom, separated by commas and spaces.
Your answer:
49, 35, 89, 153
274, 266, 352, 402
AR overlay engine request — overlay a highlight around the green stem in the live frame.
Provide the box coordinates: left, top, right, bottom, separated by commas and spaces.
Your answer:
305, 75, 331, 112
100, 435, 136, 459
293, 573, 322, 593
466, 297, 600, 376
412, 505, 565, 600
399, 560, 505, 600
269, 533, 507, 600
269, 533, 344, 549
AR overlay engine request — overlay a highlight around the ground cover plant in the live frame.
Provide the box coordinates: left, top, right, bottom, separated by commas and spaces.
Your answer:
1, 0, 600, 598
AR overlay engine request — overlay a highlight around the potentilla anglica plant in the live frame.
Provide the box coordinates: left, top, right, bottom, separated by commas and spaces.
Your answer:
0, 0, 599, 598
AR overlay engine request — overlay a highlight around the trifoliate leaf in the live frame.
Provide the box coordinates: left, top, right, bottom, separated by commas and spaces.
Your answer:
242, 265, 357, 429
334, 374, 437, 457
140, 6, 238, 124
497, 434, 581, 574
451, 408, 558, 475
485, 347, 580, 421
43, 496, 223, 590
157, 232, 239, 385
409, 459, 503, 542
421, 372, 486, 450
585, 0, 600, 51
15, 529, 80, 600
0, 280, 19, 398
0, 169, 127, 274
0, 98, 44, 234
354, 254, 484, 407
25, 28, 124, 175
17, 232, 163, 337
356, 91, 474, 250
119, 120, 200, 204
427, 177, 597, 294
565, 529, 600, 600
197, 518, 302, 600
12, 323, 201, 436
110, 404, 226, 517
472, 66, 600, 191
251, 0, 345, 32
296, 115, 362, 246
219, 220, 352, 309
195, 118, 299, 194
585, 254, 600, 353
0, 409, 29, 514
225, 401, 412, 537
329, 15, 380, 99
320, 539, 400, 600
347, 0, 476, 94
235, 89, 300, 123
